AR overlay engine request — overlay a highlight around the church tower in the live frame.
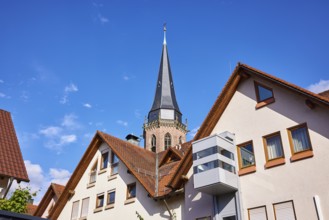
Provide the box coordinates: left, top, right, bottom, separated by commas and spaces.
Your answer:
144, 25, 188, 153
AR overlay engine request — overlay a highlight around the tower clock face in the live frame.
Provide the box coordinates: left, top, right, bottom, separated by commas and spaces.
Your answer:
160, 109, 174, 120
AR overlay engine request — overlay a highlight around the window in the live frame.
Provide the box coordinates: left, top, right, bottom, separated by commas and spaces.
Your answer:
101, 152, 109, 170
80, 197, 89, 218
263, 132, 285, 168
111, 152, 119, 175
71, 200, 79, 220
254, 82, 275, 108
127, 183, 136, 199
194, 160, 235, 174
164, 133, 171, 150
96, 193, 104, 208
89, 161, 97, 184
273, 201, 296, 220
193, 146, 234, 161
237, 141, 256, 175
179, 136, 182, 144
248, 206, 268, 220
107, 190, 116, 205
151, 135, 156, 152
287, 123, 313, 161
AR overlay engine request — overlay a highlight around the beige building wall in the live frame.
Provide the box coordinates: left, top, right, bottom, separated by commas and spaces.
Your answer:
210, 75, 329, 220
58, 142, 184, 220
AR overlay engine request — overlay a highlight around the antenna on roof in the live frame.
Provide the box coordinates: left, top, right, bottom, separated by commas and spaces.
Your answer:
163, 22, 167, 45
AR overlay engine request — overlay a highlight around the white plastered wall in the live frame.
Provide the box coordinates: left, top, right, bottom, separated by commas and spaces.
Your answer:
210, 75, 329, 220
58, 142, 184, 220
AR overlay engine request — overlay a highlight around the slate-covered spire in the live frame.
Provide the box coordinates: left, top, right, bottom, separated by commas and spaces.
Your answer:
148, 24, 182, 123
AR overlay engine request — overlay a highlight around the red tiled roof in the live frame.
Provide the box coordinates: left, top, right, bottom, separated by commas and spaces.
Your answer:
34, 183, 65, 217
26, 203, 38, 215
319, 90, 329, 100
51, 183, 65, 198
49, 131, 192, 219
0, 109, 29, 182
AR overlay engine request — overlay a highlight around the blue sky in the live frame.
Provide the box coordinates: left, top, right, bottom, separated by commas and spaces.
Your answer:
1, 0, 329, 202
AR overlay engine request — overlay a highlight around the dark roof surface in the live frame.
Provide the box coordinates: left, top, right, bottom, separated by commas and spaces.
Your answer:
0, 109, 29, 182
149, 39, 181, 115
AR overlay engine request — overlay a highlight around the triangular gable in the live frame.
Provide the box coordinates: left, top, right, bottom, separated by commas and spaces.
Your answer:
168, 63, 329, 190
158, 147, 183, 167
49, 131, 188, 219
34, 183, 64, 217
195, 63, 329, 140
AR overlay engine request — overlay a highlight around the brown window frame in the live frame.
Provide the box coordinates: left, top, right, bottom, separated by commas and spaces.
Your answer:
95, 193, 105, 209
263, 132, 285, 169
107, 190, 116, 205
237, 141, 256, 176
126, 182, 136, 199
273, 200, 297, 220
254, 81, 275, 109
248, 205, 268, 220
110, 152, 119, 176
287, 123, 313, 162
100, 151, 109, 170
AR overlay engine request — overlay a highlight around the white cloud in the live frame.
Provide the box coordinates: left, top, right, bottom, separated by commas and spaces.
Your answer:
116, 120, 128, 127
10, 161, 71, 204
60, 134, 77, 144
60, 83, 78, 104
61, 114, 80, 130
0, 92, 10, 99
49, 168, 71, 186
0, 79, 4, 83
39, 126, 62, 137
189, 126, 200, 138
98, 14, 109, 24
64, 83, 78, 93
83, 103, 92, 108
307, 79, 329, 94
123, 76, 130, 80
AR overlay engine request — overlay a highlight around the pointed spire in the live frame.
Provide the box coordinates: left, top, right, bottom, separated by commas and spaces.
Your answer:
148, 24, 182, 123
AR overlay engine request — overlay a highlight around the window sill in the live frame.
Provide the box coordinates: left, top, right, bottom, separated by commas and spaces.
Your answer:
290, 150, 313, 162
79, 217, 87, 220
108, 174, 118, 181
124, 198, 136, 205
87, 182, 95, 188
105, 204, 115, 210
93, 207, 103, 213
255, 97, 275, 109
98, 169, 107, 175
265, 158, 285, 169
238, 166, 256, 176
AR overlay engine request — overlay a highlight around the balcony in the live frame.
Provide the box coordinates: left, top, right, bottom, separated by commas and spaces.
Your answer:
192, 132, 238, 195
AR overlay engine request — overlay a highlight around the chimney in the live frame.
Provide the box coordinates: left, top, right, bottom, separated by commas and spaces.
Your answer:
125, 134, 140, 146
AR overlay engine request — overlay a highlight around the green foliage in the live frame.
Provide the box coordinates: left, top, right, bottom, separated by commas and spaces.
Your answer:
0, 186, 36, 214
136, 211, 144, 220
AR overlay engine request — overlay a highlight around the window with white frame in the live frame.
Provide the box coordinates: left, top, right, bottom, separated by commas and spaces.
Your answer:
71, 200, 79, 220
111, 152, 119, 175
80, 197, 89, 218
127, 183, 136, 199
273, 201, 296, 220
248, 206, 268, 220
101, 151, 109, 170
89, 161, 97, 183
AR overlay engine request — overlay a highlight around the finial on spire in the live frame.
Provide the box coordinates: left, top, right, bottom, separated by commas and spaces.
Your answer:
163, 23, 167, 45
